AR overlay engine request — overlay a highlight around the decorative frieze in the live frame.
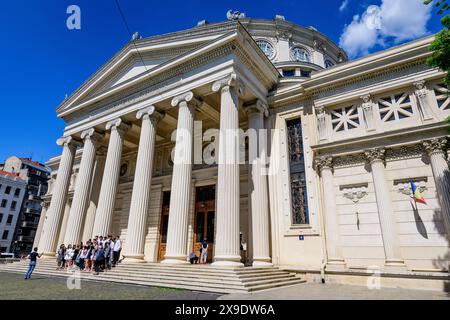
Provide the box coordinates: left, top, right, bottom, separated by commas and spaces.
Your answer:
394, 177, 428, 196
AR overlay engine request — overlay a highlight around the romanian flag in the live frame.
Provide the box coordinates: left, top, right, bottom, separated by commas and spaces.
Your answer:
410, 180, 427, 205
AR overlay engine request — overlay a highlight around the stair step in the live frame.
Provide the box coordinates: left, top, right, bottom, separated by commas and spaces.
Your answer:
0, 260, 306, 294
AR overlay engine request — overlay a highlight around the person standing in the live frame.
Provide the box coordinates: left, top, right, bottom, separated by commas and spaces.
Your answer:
200, 240, 209, 264
112, 236, 122, 267
24, 248, 42, 280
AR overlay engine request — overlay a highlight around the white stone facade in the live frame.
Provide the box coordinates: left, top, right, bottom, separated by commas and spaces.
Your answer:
36, 17, 449, 278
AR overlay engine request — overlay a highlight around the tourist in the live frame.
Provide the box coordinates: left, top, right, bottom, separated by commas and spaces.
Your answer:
93, 245, 104, 275
189, 251, 198, 264
65, 244, 74, 269
78, 246, 88, 270
112, 235, 121, 267
104, 242, 112, 270
56, 244, 66, 270
200, 240, 208, 264
72, 245, 80, 269
24, 247, 42, 280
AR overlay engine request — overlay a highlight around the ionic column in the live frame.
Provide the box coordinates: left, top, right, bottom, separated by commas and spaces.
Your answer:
314, 155, 346, 268
364, 148, 405, 268
92, 118, 130, 237
57, 201, 71, 246
63, 129, 103, 245
212, 74, 244, 267
82, 149, 106, 242
123, 106, 164, 262
39, 136, 79, 257
422, 137, 450, 238
162, 92, 199, 264
245, 100, 272, 267
33, 202, 49, 249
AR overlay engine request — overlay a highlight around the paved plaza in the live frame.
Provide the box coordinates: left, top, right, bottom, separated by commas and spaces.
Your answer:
0, 272, 449, 300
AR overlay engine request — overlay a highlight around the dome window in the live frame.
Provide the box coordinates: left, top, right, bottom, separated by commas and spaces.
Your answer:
256, 39, 276, 60
291, 47, 310, 62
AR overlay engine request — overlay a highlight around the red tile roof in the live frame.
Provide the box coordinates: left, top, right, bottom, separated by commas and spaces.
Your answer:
0, 170, 24, 182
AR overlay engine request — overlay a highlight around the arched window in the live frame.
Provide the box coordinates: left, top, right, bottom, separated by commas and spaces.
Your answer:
256, 39, 276, 60
325, 59, 334, 68
291, 47, 310, 62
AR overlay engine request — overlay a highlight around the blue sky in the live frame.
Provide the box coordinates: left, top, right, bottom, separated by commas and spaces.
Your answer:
0, 0, 444, 164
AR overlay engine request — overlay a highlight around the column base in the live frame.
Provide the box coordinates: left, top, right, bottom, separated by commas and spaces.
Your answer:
212, 254, 244, 268
326, 258, 347, 271
384, 259, 407, 272
41, 252, 57, 259
252, 257, 273, 268
122, 254, 146, 263
161, 254, 188, 265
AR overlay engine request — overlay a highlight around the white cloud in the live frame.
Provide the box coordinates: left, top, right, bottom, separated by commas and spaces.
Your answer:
339, 0, 349, 12
339, 0, 432, 58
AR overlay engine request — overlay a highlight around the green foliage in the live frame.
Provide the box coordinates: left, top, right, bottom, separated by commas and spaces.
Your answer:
427, 15, 450, 87
424, 0, 449, 14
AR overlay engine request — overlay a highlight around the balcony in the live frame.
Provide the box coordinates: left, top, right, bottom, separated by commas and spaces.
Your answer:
17, 235, 34, 243
20, 221, 38, 228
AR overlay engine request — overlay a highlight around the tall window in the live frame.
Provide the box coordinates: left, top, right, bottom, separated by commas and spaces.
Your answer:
10, 201, 17, 211
6, 215, 13, 225
1, 200, 7, 208
5, 186, 11, 195
14, 188, 20, 197
286, 118, 309, 225
2, 230, 8, 240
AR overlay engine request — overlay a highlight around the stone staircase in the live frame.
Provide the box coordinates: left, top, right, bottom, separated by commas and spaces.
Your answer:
0, 259, 305, 294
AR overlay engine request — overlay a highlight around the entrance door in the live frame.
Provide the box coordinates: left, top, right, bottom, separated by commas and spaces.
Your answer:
157, 191, 171, 261
193, 186, 215, 263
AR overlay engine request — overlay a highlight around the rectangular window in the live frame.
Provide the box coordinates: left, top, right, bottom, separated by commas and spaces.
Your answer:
0, 213, 3, 223
1, 200, 7, 208
283, 69, 296, 77
300, 70, 311, 78
2, 230, 8, 240
5, 186, 11, 195
10, 201, 17, 211
6, 214, 13, 225
14, 188, 20, 197
286, 118, 309, 225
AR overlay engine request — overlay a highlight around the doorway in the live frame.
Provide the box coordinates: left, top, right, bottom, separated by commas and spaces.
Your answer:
193, 185, 216, 263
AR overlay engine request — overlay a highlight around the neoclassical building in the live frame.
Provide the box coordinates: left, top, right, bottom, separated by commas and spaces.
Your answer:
36, 14, 450, 276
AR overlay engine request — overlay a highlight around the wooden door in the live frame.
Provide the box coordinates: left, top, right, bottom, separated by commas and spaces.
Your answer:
157, 191, 171, 261
193, 186, 216, 263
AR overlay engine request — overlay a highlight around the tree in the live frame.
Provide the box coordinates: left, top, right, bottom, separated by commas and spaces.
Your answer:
424, 0, 449, 14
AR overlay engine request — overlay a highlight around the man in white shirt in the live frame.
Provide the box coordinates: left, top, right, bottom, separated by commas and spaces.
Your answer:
112, 236, 122, 267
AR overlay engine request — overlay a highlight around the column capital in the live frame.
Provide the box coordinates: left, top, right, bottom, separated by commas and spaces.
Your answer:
422, 137, 448, 156
136, 105, 165, 124
364, 148, 386, 163
106, 118, 131, 134
81, 128, 104, 145
314, 155, 334, 171
244, 100, 269, 117
171, 92, 202, 109
56, 136, 82, 149
212, 73, 245, 96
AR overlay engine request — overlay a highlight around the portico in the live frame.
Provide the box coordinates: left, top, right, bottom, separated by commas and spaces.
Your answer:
37, 22, 279, 267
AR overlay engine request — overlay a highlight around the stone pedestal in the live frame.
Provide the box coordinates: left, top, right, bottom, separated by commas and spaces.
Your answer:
123, 106, 163, 262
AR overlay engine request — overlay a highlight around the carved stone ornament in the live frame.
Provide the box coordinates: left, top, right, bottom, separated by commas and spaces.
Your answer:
360, 94, 375, 130
422, 137, 448, 156
226, 10, 246, 20
364, 148, 386, 163
315, 105, 328, 141
314, 155, 333, 171
340, 184, 368, 203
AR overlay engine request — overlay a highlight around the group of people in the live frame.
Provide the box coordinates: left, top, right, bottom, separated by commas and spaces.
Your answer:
56, 235, 122, 275
189, 239, 209, 264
